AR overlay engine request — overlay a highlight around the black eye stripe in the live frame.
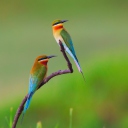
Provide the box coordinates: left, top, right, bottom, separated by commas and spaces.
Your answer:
53, 22, 60, 26
38, 57, 47, 61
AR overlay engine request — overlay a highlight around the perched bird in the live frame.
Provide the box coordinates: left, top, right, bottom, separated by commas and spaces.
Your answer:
52, 19, 85, 81
22, 55, 56, 121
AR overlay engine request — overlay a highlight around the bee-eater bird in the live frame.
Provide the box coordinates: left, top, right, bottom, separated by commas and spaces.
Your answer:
52, 19, 85, 81
22, 55, 56, 121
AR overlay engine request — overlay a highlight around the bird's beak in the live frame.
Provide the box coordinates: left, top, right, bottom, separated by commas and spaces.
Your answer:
61, 20, 68, 23
47, 55, 56, 59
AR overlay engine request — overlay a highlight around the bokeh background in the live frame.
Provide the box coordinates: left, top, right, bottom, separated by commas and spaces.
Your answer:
0, 0, 128, 128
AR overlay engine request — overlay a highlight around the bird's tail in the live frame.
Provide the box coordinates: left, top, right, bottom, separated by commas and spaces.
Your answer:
65, 47, 81, 72
73, 55, 82, 72
21, 92, 34, 123
65, 47, 86, 82
24, 93, 33, 112
73, 55, 86, 82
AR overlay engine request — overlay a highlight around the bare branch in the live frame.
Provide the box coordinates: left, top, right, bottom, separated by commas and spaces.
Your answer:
12, 95, 27, 128
12, 41, 73, 128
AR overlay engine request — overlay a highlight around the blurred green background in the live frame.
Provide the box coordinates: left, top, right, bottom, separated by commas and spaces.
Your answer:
0, 0, 128, 128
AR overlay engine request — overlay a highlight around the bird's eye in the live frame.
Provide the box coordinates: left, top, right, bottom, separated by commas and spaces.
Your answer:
38, 58, 42, 61
38, 57, 47, 61
53, 22, 60, 26
38, 58, 43, 61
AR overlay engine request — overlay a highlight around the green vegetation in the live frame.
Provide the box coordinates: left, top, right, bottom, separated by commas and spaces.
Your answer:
36, 121, 42, 128
0, 0, 128, 128
5, 108, 13, 128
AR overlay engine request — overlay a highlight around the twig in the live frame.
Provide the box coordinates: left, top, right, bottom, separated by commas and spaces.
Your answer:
12, 95, 27, 128
12, 41, 73, 128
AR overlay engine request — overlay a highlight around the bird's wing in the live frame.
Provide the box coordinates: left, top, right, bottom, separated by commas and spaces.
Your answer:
28, 66, 47, 94
28, 75, 37, 94
60, 29, 80, 70
60, 29, 76, 56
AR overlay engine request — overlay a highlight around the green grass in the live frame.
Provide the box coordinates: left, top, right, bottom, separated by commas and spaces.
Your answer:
5, 108, 13, 128
36, 122, 42, 128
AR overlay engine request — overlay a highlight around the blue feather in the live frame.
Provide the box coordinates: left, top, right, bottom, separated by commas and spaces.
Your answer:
21, 92, 34, 124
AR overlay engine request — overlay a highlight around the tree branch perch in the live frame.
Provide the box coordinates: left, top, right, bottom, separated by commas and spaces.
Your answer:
12, 41, 73, 128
